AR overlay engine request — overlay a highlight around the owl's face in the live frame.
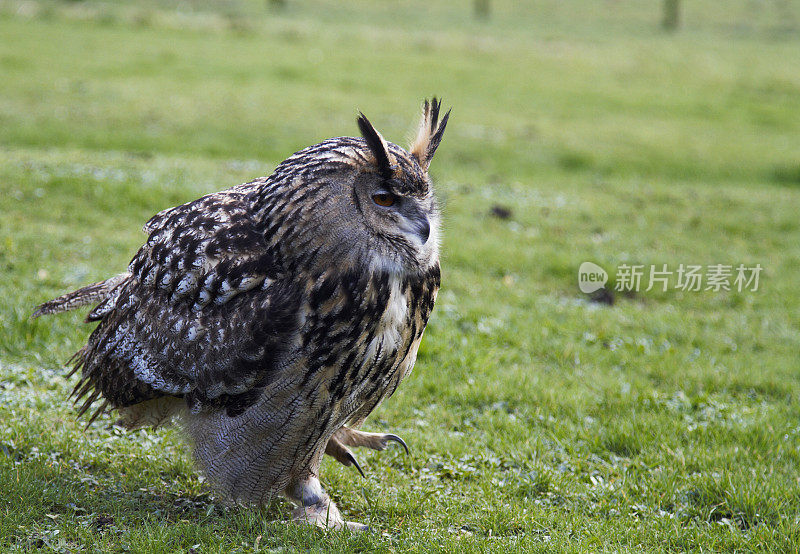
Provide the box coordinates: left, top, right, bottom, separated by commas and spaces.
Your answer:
351, 144, 440, 274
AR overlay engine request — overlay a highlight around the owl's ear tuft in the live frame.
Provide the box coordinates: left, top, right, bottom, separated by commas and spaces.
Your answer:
410, 98, 451, 172
357, 112, 393, 179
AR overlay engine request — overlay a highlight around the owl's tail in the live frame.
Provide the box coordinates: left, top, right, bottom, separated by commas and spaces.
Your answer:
32, 273, 129, 319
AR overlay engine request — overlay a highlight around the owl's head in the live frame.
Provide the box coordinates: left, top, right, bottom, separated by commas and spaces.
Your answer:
351, 98, 449, 273
271, 99, 450, 275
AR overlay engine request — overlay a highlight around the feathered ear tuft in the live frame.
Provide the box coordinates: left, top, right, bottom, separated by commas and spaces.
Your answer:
357, 112, 393, 179
410, 97, 451, 171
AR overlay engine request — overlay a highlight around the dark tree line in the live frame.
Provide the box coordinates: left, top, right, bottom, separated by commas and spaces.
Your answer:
470, 1, 683, 29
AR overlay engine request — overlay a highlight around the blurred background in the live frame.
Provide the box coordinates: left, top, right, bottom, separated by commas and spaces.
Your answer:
1, 0, 798, 180
2, 0, 800, 550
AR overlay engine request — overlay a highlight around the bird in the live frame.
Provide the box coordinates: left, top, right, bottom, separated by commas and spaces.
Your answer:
33, 99, 450, 530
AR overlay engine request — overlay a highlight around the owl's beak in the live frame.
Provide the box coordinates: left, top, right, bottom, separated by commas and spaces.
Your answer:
400, 207, 431, 245
417, 217, 430, 244
409, 215, 430, 244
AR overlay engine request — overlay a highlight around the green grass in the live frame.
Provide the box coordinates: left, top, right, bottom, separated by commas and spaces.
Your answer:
2, 0, 800, 551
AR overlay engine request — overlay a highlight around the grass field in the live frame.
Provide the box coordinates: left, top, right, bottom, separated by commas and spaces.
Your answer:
2, 0, 800, 551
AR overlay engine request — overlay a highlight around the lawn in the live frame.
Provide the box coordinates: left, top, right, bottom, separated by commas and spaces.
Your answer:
1, 0, 800, 551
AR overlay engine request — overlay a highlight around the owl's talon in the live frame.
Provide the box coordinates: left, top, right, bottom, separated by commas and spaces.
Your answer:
345, 450, 366, 478
383, 433, 409, 455
325, 434, 368, 476
329, 426, 411, 456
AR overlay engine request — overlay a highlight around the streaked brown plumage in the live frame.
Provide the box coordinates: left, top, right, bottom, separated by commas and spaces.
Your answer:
33, 99, 450, 529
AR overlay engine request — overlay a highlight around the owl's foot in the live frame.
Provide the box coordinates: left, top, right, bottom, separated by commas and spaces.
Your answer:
334, 426, 409, 454
286, 476, 367, 531
324, 434, 366, 478
325, 426, 409, 476
291, 503, 367, 531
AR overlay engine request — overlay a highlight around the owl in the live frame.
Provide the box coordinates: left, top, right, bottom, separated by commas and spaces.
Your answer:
33, 99, 450, 530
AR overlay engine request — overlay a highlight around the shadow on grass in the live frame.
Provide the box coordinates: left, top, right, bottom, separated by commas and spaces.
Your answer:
0, 455, 287, 549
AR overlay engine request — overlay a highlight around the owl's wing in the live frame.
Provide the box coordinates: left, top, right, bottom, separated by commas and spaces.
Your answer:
74, 187, 303, 417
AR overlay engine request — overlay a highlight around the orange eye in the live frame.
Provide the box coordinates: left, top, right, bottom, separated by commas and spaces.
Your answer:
372, 193, 396, 207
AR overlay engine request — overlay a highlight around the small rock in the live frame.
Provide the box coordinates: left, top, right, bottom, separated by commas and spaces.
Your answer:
589, 288, 614, 305
490, 205, 512, 219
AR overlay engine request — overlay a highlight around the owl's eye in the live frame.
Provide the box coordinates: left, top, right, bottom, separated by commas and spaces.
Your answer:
372, 193, 397, 207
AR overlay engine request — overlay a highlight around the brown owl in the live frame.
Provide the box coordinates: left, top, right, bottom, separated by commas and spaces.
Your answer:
33, 99, 450, 530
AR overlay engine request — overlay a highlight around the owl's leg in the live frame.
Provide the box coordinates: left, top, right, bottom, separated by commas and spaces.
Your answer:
333, 426, 409, 454
285, 475, 367, 531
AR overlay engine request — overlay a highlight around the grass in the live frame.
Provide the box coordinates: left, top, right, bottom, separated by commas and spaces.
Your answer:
1, 0, 800, 551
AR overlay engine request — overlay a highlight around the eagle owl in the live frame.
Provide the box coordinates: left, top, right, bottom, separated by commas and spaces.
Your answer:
34, 99, 449, 530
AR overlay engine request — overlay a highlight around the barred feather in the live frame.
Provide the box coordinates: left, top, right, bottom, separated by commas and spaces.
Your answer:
32, 274, 128, 318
